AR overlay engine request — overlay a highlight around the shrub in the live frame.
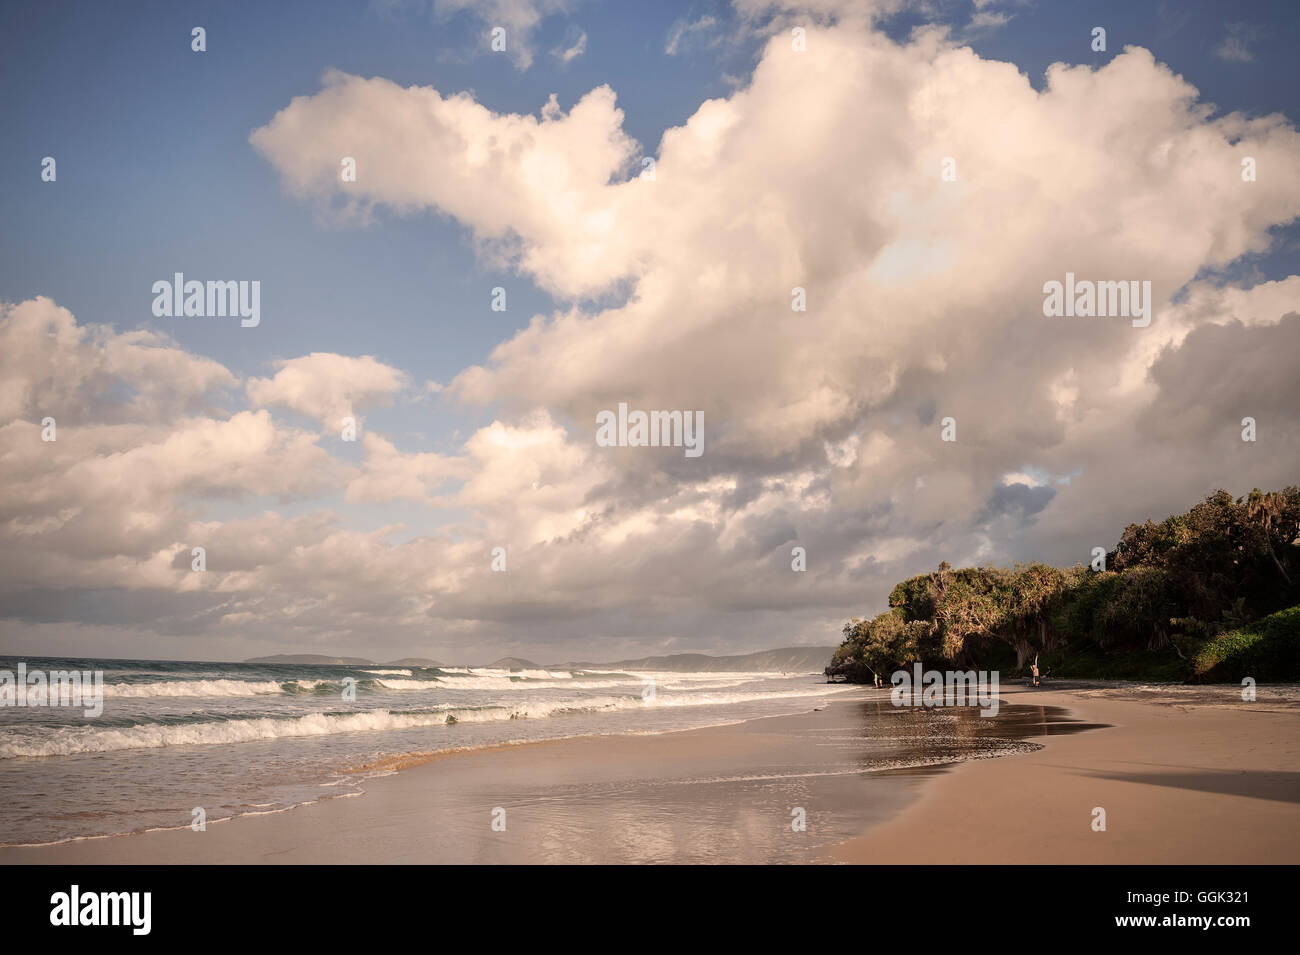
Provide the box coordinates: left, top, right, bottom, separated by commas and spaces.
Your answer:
1192, 604, 1300, 683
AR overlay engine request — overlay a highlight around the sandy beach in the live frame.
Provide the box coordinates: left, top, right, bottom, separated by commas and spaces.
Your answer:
834, 684, 1300, 864
2, 683, 1297, 864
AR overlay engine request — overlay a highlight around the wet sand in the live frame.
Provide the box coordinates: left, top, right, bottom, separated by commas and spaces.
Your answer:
2, 683, 1295, 863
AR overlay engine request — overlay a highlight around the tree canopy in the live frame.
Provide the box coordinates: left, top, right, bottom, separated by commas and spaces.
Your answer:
830, 487, 1300, 683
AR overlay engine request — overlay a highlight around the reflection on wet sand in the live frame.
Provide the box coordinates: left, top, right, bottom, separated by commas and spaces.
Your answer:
410, 696, 1106, 864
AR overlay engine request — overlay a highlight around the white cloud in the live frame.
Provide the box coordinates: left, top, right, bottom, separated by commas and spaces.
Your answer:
968, 11, 1010, 31
0, 297, 236, 425
665, 15, 719, 56
1213, 23, 1258, 63
251, 73, 640, 298
346, 432, 468, 503
246, 352, 409, 428
434, 0, 576, 70
553, 29, 586, 63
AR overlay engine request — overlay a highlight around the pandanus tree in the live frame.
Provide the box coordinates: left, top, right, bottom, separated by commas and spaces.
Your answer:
1246, 487, 1297, 586
1006, 563, 1069, 662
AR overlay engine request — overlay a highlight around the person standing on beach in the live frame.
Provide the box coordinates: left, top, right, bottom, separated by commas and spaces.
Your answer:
1030, 655, 1041, 687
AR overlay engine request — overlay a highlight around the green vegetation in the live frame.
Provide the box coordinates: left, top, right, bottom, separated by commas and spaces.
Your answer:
1192, 605, 1300, 683
830, 487, 1300, 684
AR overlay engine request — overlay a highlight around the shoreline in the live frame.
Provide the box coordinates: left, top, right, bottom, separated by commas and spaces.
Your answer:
2, 683, 1296, 863
0, 703, 846, 853
1, 694, 890, 861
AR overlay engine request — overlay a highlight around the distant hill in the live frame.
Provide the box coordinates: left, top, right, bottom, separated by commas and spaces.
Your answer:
244, 654, 373, 666
242, 647, 835, 673
481, 657, 541, 670
564, 646, 836, 673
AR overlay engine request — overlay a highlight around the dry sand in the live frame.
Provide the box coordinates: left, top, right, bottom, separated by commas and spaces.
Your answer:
832, 684, 1300, 864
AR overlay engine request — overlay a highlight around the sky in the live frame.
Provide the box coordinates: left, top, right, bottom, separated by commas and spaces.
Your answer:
1, 0, 1298, 664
